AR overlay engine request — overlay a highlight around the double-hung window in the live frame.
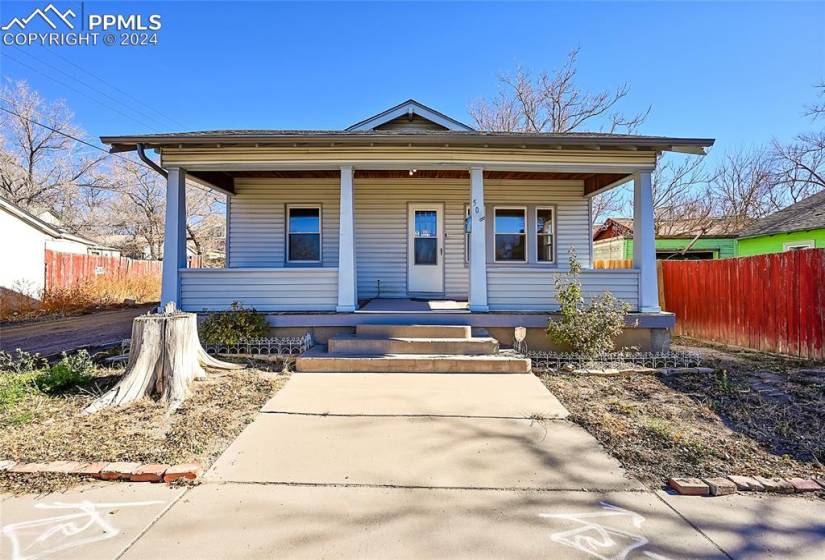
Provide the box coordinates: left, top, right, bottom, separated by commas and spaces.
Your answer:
536, 207, 555, 263
287, 206, 321, 263
494, 207, 527, 262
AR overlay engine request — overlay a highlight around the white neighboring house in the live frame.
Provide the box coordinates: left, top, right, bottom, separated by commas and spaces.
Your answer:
0, 197, 120, 298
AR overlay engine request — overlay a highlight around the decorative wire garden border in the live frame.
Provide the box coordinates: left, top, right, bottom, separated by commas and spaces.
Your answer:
205, 332, 313, 357
526, 350, 702, 373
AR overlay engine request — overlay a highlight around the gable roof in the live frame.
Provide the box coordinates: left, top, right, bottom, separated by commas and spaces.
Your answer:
738, 189, 825, 239
0, 196, 113, 249
594, 217, 742, 240
345, 99, 475, 132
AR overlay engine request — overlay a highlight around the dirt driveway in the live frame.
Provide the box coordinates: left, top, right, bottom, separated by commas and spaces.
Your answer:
0, 305, 155, 356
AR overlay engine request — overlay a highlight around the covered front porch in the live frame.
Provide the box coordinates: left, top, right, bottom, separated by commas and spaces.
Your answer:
164, 166, 658, 316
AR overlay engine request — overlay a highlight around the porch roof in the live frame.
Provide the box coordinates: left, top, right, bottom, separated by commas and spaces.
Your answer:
101, 130, 714, 156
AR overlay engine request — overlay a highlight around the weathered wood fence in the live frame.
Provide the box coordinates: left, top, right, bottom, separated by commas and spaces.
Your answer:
660, 249, 825, 360
593, 258, 634, 269
45, 249, 162, 290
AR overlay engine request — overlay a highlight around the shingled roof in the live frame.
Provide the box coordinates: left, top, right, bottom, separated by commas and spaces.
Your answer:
738, 190, 825, 239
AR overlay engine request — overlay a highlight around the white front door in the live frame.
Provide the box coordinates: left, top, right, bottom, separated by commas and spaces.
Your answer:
407, 204, 444, 294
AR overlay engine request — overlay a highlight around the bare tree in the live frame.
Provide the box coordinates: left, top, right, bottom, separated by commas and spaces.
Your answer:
710, 149, 775, 231
0, 80, 107, 227
651, 156, 715, 234
590, 187, 627, 226
105, 158, 167, 259
470, 48, 650, 133
768, 84, 825, 204
470, 50, 711, 230
805, 81, 825, 120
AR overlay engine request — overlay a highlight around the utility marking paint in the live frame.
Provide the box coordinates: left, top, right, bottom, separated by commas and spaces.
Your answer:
2, 499, 162, 560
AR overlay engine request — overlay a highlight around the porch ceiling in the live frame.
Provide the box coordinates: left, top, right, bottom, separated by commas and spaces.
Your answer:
186, 169, 631, 196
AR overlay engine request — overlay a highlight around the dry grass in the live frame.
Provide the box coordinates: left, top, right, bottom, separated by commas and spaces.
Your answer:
538, 342, 825, 488
0, 275, 160, 322
0, 363, 288, 494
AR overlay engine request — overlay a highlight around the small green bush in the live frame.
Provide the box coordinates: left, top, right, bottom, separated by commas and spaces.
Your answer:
199, 302, 269, 345
34, 350, 95, 394
546, 248, 631, 358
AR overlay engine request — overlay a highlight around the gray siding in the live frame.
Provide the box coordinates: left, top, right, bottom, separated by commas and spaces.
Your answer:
222, 177, 602, 310
354, 178, 591, 299
228, 179, 340, 268
487, 269, 640, 311
179, 268, 337, 311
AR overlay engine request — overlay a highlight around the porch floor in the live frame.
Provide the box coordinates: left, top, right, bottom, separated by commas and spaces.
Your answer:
356, 298, 469, 314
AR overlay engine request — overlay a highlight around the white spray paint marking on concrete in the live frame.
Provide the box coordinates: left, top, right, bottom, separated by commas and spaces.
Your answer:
2, 499, 162, 560
540, 502, 673, 560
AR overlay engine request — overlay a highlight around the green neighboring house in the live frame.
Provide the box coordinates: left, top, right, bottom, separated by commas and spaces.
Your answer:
736, 189, 825, 256
593, 218, 739, 261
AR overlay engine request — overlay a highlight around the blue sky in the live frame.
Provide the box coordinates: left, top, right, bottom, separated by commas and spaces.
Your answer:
2, 0, 824, 167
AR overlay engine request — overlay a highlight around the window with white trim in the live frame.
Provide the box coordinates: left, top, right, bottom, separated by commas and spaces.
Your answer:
287, 206, 321, 262
494, 207, 527, 262
536, 207, 555, 263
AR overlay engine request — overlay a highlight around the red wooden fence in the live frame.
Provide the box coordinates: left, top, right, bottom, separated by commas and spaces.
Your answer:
660, 249, 825, 360
45, 249, 162, 291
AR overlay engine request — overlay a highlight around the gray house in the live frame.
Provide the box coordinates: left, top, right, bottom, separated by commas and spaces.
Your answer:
102, 100, 713, 368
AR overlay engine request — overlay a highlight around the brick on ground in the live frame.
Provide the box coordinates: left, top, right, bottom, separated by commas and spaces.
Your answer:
8, 462, 50, 473
727, 475, 765, 492
131, 464, 169, 482
163, 463, 203, 483
754, 476, 795, 494
47, 461, 86, 473
669, 477, 710, 496
72, 462, 109, 477
702, 477, 736, 496
100, 462, 141, 480
813, 477, 825, 489
788, 478, 822, 493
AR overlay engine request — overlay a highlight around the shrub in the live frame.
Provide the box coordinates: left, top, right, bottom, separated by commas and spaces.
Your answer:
0, 349, 48, 374
199, 302, 269, 345
546, 248, 630, 357
34, 350, 95, 394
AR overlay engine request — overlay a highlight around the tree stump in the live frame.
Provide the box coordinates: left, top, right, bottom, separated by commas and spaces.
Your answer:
85, 304, 242, 414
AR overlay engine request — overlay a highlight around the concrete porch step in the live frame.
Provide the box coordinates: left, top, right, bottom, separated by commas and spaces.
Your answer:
296, 347, 531, 374
327, 334, 499, 356
355, 324, 472, 339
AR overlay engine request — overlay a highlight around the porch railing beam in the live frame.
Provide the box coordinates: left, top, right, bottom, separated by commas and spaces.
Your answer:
336, 165, 357, 312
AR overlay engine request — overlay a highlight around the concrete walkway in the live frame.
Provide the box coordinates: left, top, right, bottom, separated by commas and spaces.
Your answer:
3, 373, 824, 559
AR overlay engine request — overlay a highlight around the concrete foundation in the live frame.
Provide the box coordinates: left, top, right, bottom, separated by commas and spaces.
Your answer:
487, 326, 671, 353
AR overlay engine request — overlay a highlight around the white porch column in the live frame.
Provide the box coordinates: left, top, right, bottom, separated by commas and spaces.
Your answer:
469, 166, 489, 311
161, 167, 187, 308
336, 165, 356, 312
633, 170, 661, 312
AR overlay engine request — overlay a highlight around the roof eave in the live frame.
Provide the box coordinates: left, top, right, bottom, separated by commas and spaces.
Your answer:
100, 133, 715, 154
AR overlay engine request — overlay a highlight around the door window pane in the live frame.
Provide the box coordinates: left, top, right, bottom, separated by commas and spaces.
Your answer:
537, 208, 554, 262
414, 238, 438, 265
288, 207, 321, 262
415, 211, 437, 237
